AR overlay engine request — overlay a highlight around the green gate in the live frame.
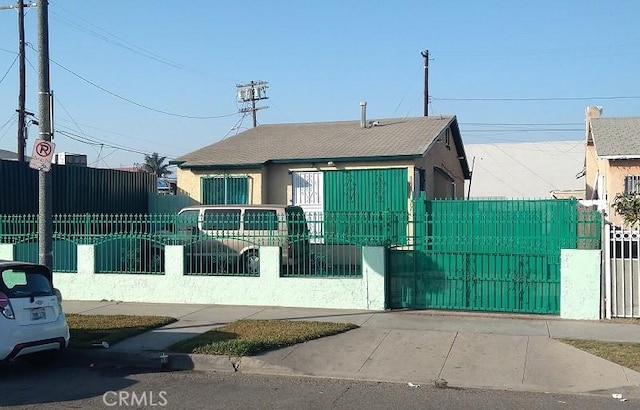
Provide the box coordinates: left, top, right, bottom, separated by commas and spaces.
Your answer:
387, 198, 601, 314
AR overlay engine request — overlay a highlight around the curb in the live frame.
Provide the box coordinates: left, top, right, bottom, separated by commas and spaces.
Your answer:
61, 348, 301, 377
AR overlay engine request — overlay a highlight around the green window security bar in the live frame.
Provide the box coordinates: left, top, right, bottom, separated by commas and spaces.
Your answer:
201, 175, 249, 205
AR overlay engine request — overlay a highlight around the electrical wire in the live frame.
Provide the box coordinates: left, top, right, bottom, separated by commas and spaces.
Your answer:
26, 44, 238, 120
433, 95, 640, 102
0, 54, 18, 86
50, 11, 185, 70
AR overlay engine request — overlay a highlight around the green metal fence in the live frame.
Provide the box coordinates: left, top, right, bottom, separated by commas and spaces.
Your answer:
387, 198, 602, 314
0, 212, 386, 277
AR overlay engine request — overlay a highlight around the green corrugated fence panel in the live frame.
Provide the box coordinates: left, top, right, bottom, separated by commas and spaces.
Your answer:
324, 168, 408, 245
148, 194, 196, 214
388, 198, 598, 314
0, 159, 155, 214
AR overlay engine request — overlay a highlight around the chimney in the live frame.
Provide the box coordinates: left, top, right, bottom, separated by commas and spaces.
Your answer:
585, 106, 603, 139
360, 102, 367, 128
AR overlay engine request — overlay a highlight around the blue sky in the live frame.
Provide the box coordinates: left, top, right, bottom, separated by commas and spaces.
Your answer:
1, 0, 639, 169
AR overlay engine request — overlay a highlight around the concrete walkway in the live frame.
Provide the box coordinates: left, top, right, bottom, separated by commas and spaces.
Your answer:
62, 301, 640, 398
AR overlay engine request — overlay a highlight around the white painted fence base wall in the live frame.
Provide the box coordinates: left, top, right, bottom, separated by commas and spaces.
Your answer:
0, 244, 386, 311
560, 249, 601, 320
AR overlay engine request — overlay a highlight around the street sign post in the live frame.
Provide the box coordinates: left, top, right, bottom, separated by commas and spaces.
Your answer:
29, 139, 55, 172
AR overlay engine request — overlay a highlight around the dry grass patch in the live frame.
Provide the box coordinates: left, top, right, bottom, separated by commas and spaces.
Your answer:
169, 319, 358, 356
66, 314, 176, 348
560, 338, 640, 372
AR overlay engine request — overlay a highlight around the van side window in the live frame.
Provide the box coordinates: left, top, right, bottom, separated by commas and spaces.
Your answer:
203, 209, 241, 230
243, 210, 278, 231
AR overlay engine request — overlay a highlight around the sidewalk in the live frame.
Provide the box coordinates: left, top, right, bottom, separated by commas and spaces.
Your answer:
62, 301, 640, 398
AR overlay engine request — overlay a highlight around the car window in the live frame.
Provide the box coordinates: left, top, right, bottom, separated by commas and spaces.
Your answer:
176, 209, 200, 232
244, 210, 278, 231
0, 268, 53, 298
203, 209, 241, 231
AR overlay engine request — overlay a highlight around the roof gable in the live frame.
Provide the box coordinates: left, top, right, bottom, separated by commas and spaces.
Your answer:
590, 117, 640, 158
175, 116, 465, 171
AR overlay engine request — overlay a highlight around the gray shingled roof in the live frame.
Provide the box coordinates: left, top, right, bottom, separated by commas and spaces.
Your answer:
0, 149, 19, 161
175, 116, 459, 167
590, 117, 640, 157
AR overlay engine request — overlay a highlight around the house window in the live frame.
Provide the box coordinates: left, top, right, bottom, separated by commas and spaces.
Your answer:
201, 175, 249, 205
445, 129, 451, 150
624, 176, 640, 194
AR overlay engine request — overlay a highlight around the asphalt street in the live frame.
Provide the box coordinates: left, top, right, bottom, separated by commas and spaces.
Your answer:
0, 361, 636, 409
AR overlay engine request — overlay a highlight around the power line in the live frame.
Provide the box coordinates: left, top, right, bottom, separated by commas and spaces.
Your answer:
25, 44, 238, 120
433, 95, 640, 102
49, 10, 185, 70
56, 129, 170, 157
0, 54, 18, 85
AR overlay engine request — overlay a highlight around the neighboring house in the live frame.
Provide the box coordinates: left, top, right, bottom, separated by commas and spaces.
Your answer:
52, 152, 87, 166
585, 106, 640, 226
172, 109, 470, 219
0, 149, 29, 161
464, 141, 585, 199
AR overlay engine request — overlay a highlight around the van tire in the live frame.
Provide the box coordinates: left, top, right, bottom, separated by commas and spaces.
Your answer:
242, 250, 260, 275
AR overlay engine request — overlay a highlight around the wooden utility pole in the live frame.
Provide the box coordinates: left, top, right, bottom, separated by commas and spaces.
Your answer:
17, 0, 26, 162
236, 81, 269, 128
0, 1, 36, 162
421, 50, 429, 117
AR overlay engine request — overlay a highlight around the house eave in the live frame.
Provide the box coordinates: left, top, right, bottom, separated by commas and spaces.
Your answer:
602, 155, 640, 160
177, 163, 264, 170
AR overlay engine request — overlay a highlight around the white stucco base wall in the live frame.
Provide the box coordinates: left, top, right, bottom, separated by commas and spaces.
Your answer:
51, 245, 387, 311
0, 244, 14, 260
560, 249, 601, 320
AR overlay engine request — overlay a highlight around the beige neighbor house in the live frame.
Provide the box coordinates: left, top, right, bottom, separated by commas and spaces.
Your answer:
585, 106, 640, 227
172, 109, 471, 219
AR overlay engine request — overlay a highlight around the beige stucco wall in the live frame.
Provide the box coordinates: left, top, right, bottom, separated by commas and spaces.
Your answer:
605, 159, 640, 227
414, 129, 466, 200
176, 167, 265, 204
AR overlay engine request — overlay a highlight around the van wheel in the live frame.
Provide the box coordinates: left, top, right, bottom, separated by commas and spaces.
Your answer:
242, 250, 260, 275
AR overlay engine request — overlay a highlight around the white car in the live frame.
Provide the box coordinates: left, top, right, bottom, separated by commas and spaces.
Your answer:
0, 260, 70, 364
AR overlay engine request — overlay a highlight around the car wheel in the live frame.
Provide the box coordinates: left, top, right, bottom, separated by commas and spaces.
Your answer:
242, 250, 260, 275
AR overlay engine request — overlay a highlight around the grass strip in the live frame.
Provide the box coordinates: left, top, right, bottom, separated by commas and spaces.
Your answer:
170, 319, 358, 356
66, 313, 176, 348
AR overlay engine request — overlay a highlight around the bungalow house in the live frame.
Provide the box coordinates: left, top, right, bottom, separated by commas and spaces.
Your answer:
172, 107, 470, 220
585, 106, 640, 226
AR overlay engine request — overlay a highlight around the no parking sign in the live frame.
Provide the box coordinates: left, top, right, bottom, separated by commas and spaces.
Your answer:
29, 139, 56, 172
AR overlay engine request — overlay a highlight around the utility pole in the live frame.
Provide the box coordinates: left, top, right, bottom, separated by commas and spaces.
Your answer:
37, 0, 53, 269
0, 1, 36, 162
236, 81, 269, 128
17, 0, 26, 162
421, 50, 429, 117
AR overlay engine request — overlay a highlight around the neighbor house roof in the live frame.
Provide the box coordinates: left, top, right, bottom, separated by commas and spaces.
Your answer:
0, 149, 21, 161
174, 116, 470, 177
464, 140, 585, 199
590, 117, 640, 158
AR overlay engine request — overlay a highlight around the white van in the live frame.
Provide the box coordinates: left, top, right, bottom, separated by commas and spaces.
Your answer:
176, 204, 310, 275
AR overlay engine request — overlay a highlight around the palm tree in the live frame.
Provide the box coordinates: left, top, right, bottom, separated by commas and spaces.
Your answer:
142, 152, 170, 177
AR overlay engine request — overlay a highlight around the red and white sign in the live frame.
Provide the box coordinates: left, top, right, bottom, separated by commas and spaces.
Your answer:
29, 139, 56, 172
